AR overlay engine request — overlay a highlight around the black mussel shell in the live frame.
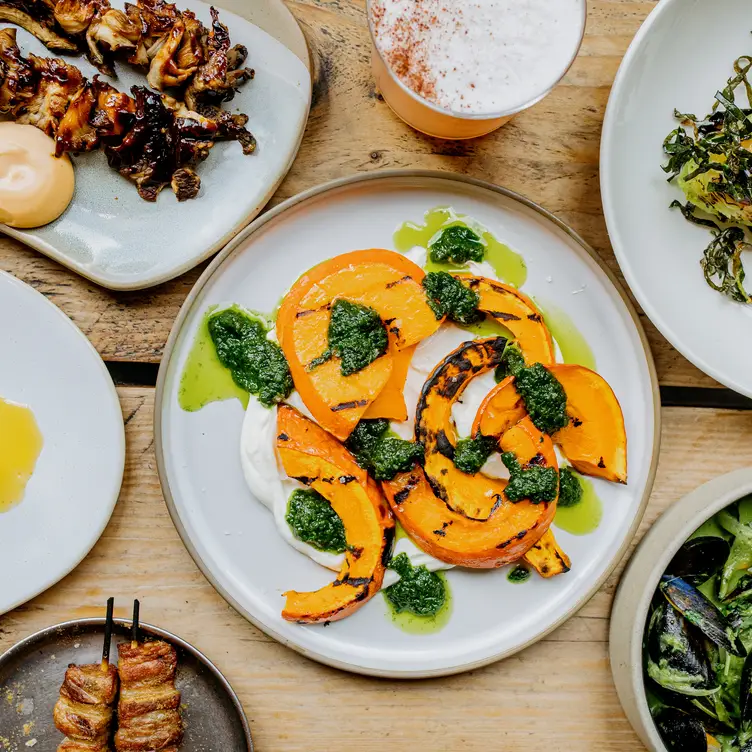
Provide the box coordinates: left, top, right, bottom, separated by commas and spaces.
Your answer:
661, 577, 747, 657
668, 537, 731, 586
648, 601, 715, 691
723, 573, 752, 603
654, 708, 709, 752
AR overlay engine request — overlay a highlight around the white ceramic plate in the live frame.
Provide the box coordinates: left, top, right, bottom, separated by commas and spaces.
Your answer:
0, 0, 311, 291
601, 0, 752, 397
155, 172, 660, 677
0, 272, 124, 614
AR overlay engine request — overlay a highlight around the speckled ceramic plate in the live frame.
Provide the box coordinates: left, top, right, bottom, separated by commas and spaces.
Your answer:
0, 0, 310, 291
0, 618, 253, 750
155, 171, 660, 678
0, 271, 124, 616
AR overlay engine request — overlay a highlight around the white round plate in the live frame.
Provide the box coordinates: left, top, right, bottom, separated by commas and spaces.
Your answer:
0, 0, 311, 291
601, 0, 752, 397
0, 272, 124, 614
155, 171, 660, 677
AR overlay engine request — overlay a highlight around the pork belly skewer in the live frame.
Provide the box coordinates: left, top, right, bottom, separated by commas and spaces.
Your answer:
53, 597, 119, 752
115, 599, 184, 752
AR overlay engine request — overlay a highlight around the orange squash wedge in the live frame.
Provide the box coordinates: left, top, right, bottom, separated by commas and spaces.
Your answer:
548, 364, 627, 483
471, 375, 526, 438
363, 344, 416, 422
455, 275, 555, 365
276, 405, 395, 623
415, 338, 509, 521
382, 416, 558, 568
523, 530, 571, 578
277, 250, 442, 440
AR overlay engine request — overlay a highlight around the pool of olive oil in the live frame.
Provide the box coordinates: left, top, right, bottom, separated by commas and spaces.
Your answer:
554, 475, 603, 536
536, 300, 596, 370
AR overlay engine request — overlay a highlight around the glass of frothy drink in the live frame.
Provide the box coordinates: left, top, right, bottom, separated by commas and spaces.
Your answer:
368, 0, 586, 140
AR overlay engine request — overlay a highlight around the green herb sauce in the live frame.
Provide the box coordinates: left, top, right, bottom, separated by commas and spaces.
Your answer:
507, 565, 532, 584
178, 306, 250, 412
285, 489, 346, 553
453, 433, 498, 475
501, 452, 558, 504
429, 225, 485, 265
345, 419, 424, 481
422, 271, 482, 325
393, 206, 527, 287
309, 299, 388, 377
537, 300, 596, 370
207, 306, 293, 408
558, 467, 584, 508
554, 472, 602, 536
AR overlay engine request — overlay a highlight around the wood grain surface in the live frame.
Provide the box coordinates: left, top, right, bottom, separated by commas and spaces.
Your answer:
0, 0, 713, 387
2, 389, 752, 751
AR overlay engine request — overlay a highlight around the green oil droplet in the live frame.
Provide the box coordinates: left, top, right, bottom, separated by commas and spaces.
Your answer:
393, 207, 527, 287
178, 307, 250, 412
536, 300, 596, 370
384, 573, 452, 635
458, 316, 513, 340
507, 565, 531, 584
554, 475, 602, 536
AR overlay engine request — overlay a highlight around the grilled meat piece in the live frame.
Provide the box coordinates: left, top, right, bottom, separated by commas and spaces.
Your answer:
53, 662, 118, 751
115, 640, 183, 751
0, 27, 34, 111
0, 0, 77, 50
184, 6, 252, 109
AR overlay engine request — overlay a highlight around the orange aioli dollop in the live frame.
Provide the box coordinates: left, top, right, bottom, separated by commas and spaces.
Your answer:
0, 122, 75, 228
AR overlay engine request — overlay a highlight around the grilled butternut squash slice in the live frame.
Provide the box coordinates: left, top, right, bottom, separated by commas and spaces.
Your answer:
382, 416, 558, 568
548, 364, 627, 483
277, 250, 441, 440
416, 338, 509, 521
471, 375, 526, 438
456, 275, 555, 365
364, 344, 416, 422
277, 405, 395, 623
523, 530, 571, 578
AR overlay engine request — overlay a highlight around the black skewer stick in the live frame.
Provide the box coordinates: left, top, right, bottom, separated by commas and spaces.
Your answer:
101, 597, 114, 672
131, 599, 140, 647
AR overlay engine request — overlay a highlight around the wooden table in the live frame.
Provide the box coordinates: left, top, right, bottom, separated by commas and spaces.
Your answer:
2, 1, 752, 750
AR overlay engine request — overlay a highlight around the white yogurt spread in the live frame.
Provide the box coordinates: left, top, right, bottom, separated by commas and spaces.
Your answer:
370, 0, 585, 115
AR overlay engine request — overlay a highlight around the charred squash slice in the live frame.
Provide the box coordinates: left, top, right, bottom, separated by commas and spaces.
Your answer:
416, 338, 509, 521
548, 364, 627, 483
471, 375, 526, 438
277, 250, 441, 440
523, 530, 571, 578
363, 344, 416, 422
456, 275, 555, 365
471, 364, 627, 484
276, 405, 395, 623
382, 416, 558, 568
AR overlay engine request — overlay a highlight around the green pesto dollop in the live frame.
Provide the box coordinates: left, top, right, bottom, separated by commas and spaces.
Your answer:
558, 467, 584, 508
507, 565, 531, 584
345, 419, 424, 482
208, 307, 293, 408
422, 271, 483, 325
495, 344, 569, 435
285, 489, 346, 553
453, 433, 498, 475
501, 452, 558, 504
309, 299, 388, 377
429, 225, 485, 266
384, 552, 446, 617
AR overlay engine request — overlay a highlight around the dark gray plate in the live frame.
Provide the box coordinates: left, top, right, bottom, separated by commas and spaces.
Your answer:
0, 618, 253, 750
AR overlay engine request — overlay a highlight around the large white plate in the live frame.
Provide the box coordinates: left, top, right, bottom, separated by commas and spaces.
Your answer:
0, 272, 124, 614
601, 0, 752, 397
155, 172, 660, 677
0, 0, 311, 291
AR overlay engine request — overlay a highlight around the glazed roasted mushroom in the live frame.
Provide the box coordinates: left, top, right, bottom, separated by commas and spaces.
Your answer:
0, 28, 34, 112
86, 7, 140, 72
0, 0, 78, 51
53, 0, 99, 36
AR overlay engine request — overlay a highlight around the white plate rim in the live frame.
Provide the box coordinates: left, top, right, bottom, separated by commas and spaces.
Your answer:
154, 169, 662, 678
0, 0, 312, 292
0, 271, 125, 615
599, 0, 751, 396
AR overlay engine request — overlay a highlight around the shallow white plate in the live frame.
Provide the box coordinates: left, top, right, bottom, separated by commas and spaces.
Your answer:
155, 171, 660, 677
0, 272, 124, 614
601, 0, 752, 397
0, 0, 311, 291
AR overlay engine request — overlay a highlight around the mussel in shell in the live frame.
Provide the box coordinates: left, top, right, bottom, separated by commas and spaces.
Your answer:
661, 576, 747, 657
654, 708, 718, 752
668, 537, 731, 587
647, 600, 717, 696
